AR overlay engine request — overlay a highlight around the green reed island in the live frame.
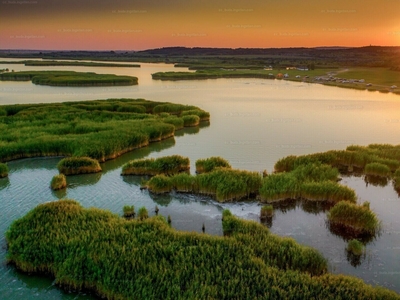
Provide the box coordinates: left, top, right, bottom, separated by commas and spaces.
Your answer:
121, 155, 190, 176
0, 99, 209, 163
0, 162, 9, 178
0, 60, 140, 68
6, 200, 399, 299
50, 174, 67, 190
0, 70, 138, 86
57, 157, 102, 175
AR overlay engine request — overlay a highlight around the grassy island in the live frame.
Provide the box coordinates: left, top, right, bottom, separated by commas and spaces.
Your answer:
50, 174, 67, 190
0, 70, 138, 86
195, 156, 231, 174
121, 155, 190, 176
0, 99, 209, 163
0, 60, 140, 68
57, 157, 102, 175
0, 162, 9, 178
328, 201, 380, 236
5, 200, 399, 299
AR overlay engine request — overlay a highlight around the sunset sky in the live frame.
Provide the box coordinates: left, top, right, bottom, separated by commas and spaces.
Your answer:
1, 0, 399, 50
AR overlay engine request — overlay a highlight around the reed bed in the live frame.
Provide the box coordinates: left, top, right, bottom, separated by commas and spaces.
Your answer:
6, 200, 398, 299
0, 99, 209, 163
50, 174, 67, 190
327, 201, 380, 235
57, 157, 102, 175
171, 173, 196, 192
137, 207, 149, 220
195, 156, 231, 174
347, 239, 364, 256
0, 71, 138, 86
182, 115, 200, 127
260, 205, 274, 220
123, 205, 135, 218
152, 103, 198, 115
146, 174, 173, 194
180, 109, 210, 121
364, 162, 391, 177
299, 181, 356, 203
0, 162, 8, 178
121, 155, 190, 176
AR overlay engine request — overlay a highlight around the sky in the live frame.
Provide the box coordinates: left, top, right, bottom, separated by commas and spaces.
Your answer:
0, 0, 399, 50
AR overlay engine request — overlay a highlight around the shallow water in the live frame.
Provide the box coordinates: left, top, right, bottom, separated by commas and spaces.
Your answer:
1, 60, 400, 298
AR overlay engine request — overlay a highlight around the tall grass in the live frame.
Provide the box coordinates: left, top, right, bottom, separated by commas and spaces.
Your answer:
146, 174, 173, 194
328, 201, 380, 235
57, 157, 102, 175
180, 109, 210, 121
6, 200, 398, 299
195, 156, 231, 174
0, 99, 210, 163
123, 205, 135, 218
260, 205, 274, 220
347, 239, 364, 256
50, 174, 67, 190
364, 162, 391, 177
0, 70, 138, 86
0, 162, 8, 178
182, 115, 200, 127
121, 155, 190, 176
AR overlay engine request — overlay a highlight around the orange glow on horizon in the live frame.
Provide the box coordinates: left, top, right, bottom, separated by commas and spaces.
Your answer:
0, 0, 399, 50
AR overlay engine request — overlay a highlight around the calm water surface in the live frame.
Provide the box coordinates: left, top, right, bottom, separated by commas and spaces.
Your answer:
1, 60, 400, 298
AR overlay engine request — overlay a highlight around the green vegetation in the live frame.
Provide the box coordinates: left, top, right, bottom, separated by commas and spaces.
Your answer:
152, 69, 276, 80
195, 156, 231, 174
259, 162, 355, 203
364, 162, 391, 177
347, 239, 364, 256
121, 155, 190, 176
0, 71, 138, 86
146, 174, 173, 194
6, 200, 399, 299
0, 60, 140, 68
0, 162, 8, 178
328, 201, 380, 235
272, 144, 400, 197
137, 207, 149, 220
145, 165, 261, 202
57, 157, 102, 175
260, 205, 274, 220
0, 99, 209, 163
180, 109, 210, 121
50, 174, 67, 190
122, 205, 135, 218
182, 115, 200, 127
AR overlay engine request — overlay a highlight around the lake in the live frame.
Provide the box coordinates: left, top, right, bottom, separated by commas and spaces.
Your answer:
1, 60, 400, 298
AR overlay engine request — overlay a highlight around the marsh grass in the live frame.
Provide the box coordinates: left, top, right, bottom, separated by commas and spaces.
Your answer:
0, 162, 8, 178
195, 156, 231, 174
328, 201, 380, 235
137, 207, 149, 220
146, 174, 173, 194
5, 200, 399, 299
57, 157, 102, 175
121, 155, 190, 176
0, 70, 138, 86
260, 205, 274, 220
364, 162, 391, 177
346, 239, 364, 256
50, 174, 67, 190
0, 99, 209, 163
182, 115, 200, 127
123, 205, 135, 218
180, 109, 210, 121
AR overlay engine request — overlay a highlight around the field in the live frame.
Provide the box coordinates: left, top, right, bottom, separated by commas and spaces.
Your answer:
0, 70, 138, 86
